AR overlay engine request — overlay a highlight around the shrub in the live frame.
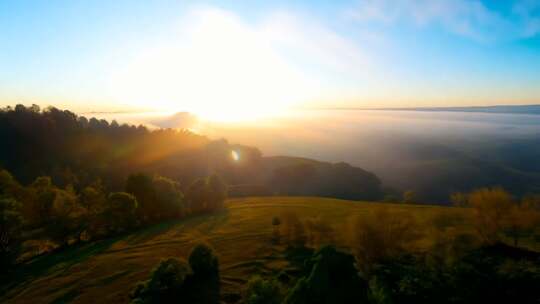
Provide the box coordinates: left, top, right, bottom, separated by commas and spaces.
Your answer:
130, 258, 191, 304
402, 190, 417, 204
185, 179, 208, 214
104, 192, 138, 234
186, 243, 220, 304
280, 212, 306, 247
468, 187, 513, 244
450, 192, 468, 207
125, 173, 156, 222
131, 244, 221, 304
152, 175, 184, 219
46, 187, 86, 247
284, 245, 368, 304
244, 276, 283, 304
188, 243, 219, 275
186, 175, 227, 214
349, 208, 419, 274
206, 174, 227, 211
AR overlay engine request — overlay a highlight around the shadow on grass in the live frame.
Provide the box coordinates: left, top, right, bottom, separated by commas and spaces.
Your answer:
0, 236, 121, 299
124, 219, 186, 246
0, 210, 231, 300
51, 288, 80, 304
95, 269, 133, 286
125, 209, 230, 245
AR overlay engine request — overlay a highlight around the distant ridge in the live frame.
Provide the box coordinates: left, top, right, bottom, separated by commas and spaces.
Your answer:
382, 105, 540, 115
318, 104, 540, 115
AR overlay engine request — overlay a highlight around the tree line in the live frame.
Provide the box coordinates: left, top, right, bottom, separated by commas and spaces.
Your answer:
0, 168, 227, 275
451, 187, 540, 247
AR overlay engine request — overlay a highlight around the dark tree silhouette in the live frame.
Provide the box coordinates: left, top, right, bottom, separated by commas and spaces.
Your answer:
0, 198, 22, 272
185, 178, 208, 214
244, 276, 283, 304
206, 174, 227, 211
285, 245, 369, 304
185, 243, 220, 304
152, 175, 185, 219
104, 192, 138, 234
130, 243, 220, 304
126, 173, 157, 223
130, 258, 192, 304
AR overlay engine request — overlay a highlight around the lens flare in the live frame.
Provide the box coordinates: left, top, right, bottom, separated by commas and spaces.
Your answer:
231, 150, 240, 161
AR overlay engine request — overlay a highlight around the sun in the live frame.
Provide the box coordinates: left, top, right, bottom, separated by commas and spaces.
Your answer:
109, 8, 310, 122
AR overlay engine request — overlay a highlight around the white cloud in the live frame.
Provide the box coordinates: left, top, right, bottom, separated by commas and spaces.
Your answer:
346, 0, 539, 42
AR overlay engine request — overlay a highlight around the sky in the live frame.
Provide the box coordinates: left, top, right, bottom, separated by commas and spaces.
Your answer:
1, 0, 540, 120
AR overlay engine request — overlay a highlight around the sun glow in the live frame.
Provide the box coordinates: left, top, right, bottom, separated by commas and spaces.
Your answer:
231, 150, 240, 162
109, 8, 311, 122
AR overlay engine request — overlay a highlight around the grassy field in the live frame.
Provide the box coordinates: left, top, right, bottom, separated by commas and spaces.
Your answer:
1, 197, 474, 304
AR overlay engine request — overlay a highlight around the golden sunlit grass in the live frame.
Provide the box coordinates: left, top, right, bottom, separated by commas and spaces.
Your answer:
2, 197, 477, 303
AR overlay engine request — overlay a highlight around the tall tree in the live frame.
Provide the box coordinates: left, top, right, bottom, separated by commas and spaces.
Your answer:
126, 173, 156, 222
206, 174, 227, 211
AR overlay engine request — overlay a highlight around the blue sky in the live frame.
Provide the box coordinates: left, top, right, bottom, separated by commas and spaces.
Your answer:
1, 0, 539, 116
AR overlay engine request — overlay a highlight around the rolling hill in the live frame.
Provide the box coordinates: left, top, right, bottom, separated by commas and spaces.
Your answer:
1, 197, 473, 304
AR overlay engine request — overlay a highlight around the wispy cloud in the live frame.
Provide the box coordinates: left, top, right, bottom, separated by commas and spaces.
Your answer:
261, 11, 369, 75
346, 0, 540, 42
513, 0, 540, 37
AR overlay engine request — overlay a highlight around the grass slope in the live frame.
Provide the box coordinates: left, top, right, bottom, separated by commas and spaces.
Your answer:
2, 197, 472, 303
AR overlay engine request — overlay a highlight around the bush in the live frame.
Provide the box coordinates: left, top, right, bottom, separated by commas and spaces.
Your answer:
186, 176, 227, 214
152, 175, 185, 219
468, 187, 513, 244
284, 245, 368, 304
125, 173, 156, 222
244, 276, 283, 304
185, 179, 208, 214
104, 192, 138, 234
368, 244, 540, 304
348, 208, 419, 274
131, 244, 221, 304
206, 174, 227, 211
46, 187, 86, 247
450, 192, 468, 207
185, 242, 221, 303
402, 190, 417, 204
189, 243, 219, 275
280, 212, 306, 247
130, 258, 191, 304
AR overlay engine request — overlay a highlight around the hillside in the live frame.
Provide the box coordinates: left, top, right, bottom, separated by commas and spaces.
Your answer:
1, 197, 472, 304
0, 105, 382, 201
